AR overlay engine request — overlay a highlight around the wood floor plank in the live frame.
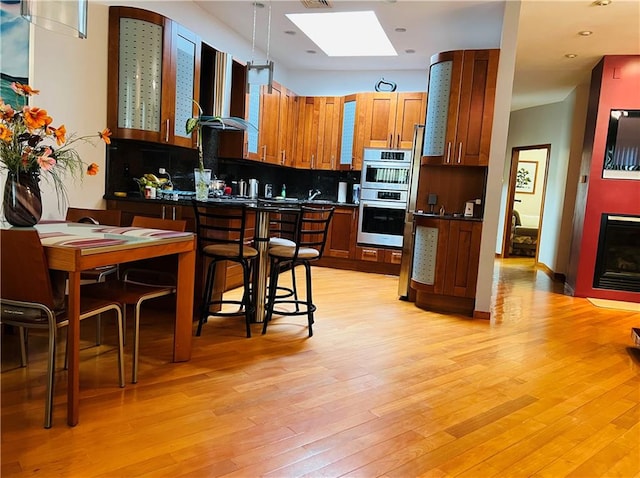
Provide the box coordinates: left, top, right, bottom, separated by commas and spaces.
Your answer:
2, 258, 639, 477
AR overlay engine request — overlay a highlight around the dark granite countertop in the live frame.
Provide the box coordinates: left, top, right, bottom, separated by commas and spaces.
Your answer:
413, 211, 483, 222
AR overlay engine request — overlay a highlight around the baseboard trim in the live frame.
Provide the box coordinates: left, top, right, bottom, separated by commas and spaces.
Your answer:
474, 310, 491, 320
536, 262, 566, 283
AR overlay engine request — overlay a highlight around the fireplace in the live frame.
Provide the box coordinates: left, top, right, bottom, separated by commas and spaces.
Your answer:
593, 214, 640, 293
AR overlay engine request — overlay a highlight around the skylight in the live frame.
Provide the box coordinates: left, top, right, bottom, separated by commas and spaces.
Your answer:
285, 11, 397, 57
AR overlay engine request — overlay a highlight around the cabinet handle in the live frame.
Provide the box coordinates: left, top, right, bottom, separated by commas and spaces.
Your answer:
281, 150, 286, 165
161, 206, 166, 219
397, 134, 400, 149
457, 142, 463, 164
165, 119, 170, 143
311, 154, 315, 169
363, 249, 377, 256
171, 206, 176, 220
389, 134, 393, 148
446, 142, 452, 164
262, 145, 267, 162
331, 155, 335, 169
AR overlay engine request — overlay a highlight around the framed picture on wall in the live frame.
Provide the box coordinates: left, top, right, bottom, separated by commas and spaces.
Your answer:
516, 161, 537, 194
1, 0, 30, 100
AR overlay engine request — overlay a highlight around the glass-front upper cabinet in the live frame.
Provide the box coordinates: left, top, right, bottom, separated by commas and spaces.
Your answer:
107, 7, 200, 148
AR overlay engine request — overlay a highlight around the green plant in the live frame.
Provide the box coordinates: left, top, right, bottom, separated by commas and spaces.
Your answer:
185, 100, 257, 171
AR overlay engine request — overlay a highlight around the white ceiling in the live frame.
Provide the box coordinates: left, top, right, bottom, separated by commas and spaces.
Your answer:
193, 0, 640, 111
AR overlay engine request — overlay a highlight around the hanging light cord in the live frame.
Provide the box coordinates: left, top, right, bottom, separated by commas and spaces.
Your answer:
251, 1, 271, 63
266, 1, 272, 62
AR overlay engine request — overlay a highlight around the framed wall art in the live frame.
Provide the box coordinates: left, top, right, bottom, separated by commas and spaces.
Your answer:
516, 161, 537, 194
1, 0, 30, 100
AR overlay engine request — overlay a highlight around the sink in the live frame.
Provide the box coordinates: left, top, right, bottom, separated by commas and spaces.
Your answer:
303, 199, 334, 205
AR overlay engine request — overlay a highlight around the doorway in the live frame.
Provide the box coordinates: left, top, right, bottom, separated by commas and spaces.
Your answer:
502, 145, 551, 260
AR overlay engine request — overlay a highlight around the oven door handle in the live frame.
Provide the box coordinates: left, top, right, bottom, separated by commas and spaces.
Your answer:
360, 200, 407, 210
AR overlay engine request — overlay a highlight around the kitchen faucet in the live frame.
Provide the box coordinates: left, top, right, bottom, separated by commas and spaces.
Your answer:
308, 189, 322, 200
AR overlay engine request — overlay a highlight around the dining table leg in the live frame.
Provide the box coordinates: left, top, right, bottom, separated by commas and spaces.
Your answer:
66, 270, 81, 426
174, 241, 196, 361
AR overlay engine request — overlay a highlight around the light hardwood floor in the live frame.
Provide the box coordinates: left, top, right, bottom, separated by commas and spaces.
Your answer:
2, 258, 639, 477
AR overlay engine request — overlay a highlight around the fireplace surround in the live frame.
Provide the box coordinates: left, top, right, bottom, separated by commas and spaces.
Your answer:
593, 214, 640, 293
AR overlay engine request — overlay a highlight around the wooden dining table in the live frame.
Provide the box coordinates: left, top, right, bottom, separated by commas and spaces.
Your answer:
33, 221, 196, 426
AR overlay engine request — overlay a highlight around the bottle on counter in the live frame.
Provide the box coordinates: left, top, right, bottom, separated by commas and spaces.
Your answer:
281, 184, 286, 198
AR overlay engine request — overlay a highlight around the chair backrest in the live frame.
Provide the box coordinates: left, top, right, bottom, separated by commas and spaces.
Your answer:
1, 229, 55, 309
191, 200, 252, 256
269, 209, 298, 242
65, 207, 122, 226
131, 216, 187, 232
294, 206, 335, 259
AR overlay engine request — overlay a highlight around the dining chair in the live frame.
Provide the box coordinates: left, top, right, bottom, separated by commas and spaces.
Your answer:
263, 205, 335, 336
65, 207, 122, 283
191, 200, 258, 338
81, 216, 186, 384
0, 228, 125, 428
65, 207, 123, 344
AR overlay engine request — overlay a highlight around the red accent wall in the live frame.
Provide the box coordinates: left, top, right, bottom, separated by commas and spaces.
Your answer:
573, 56, 640, 302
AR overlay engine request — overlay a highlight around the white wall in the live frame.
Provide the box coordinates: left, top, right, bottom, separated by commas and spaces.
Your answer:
496, 87, 588, 275
2, 2, 111, 220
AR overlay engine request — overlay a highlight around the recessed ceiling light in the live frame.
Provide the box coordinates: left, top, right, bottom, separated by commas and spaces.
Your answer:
592, 0, 611, 5
286, 11, 397, 57
405, 49, 415, 54
252, 2, 265, 8
306, 50, 317, 54
579, 30, 593, 36
284, 30, 296, 35
565, 53, 578, 59
395, 27, 407, 33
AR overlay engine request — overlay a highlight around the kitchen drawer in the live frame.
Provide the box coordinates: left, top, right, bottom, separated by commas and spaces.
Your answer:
385, 249, 403, 265
357, 246, 382, 262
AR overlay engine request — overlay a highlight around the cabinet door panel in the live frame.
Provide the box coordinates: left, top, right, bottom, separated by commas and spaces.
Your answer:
444, 220, 482, 297
363, 93, 397, 149
395, 93, 426, 150
454, 50, 499, 166
325, 207, 356, 258
171, 24, 200, 148
260, 83, 282, 164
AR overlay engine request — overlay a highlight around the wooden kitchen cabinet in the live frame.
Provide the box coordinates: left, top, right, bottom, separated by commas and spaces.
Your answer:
362, 92, 426, 150
325, 206, 357, 259
107, 7, 200, 148
411, 215, 482, 315
106, 199, 192, 229
422, 49, 499, 167
295, 96, 342, 170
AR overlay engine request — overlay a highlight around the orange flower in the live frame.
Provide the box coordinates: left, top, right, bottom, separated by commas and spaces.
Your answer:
37, 148, 56, 171
51, 124, 67, 146
23, 106, 52, 131
11, 82, 40, 96
99, 128, 112, 145
0, 100, 15, 121
86, 162, 99, 176
0, 123, 12, 142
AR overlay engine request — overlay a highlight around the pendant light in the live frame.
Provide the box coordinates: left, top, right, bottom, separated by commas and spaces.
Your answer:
247, 1, 274, 93
21, 0, 88, 39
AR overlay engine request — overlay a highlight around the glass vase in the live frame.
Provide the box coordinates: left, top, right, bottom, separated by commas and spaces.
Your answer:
194, 168, 211, 201
3, 170, 43, 227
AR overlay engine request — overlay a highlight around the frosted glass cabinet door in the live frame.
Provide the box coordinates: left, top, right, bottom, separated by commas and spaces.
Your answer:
118, 17, 163, 133
173, 25, 198, 145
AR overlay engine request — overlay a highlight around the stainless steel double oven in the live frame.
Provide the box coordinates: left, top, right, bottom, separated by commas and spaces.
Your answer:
357, 148, 412, 248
